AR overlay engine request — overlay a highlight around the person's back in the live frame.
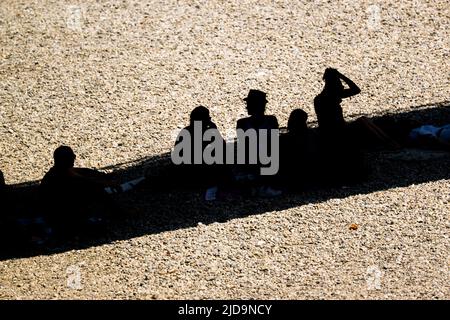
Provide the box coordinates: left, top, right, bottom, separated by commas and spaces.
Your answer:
39, 146, 115, 233
173, 106, 228, 197
40, 166, 91, 202
314, 93, 345, 136
40, 146, 90, 203
237, 114, 279, 132
236, 90, 279, 162
235, 89, 281, 197
174, 106, 225, 166
279, 109, 320, 188
314, 68, 360, 140
237, 114, 279, 168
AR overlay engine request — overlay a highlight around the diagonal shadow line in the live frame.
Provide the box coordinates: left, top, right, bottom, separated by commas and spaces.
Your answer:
1, 102, 449, 260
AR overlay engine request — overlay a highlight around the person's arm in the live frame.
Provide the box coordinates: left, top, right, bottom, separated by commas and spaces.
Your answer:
71, 167, 119, 188
357, 116, 401, 149
338, 71, 361, 98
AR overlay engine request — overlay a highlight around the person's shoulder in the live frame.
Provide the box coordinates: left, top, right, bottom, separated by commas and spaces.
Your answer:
175, 125, 191, 140
208, 121, 218, 129
40, 167, 57, 185
43, 166, 56, 177
237, 117, 251, 128
265, 114, 277, 121
265, 115, 279, 128
237, 116, 251, 123
314, 94, 323, 105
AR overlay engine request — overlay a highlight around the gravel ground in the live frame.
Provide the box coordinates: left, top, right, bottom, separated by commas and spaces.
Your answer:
0, 0, 449, 299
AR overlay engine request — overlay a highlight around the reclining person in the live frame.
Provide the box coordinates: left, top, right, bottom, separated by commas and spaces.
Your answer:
408, 124, 450, 151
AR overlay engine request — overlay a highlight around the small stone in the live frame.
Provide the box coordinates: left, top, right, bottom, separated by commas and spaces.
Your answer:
349, 224, 359, 231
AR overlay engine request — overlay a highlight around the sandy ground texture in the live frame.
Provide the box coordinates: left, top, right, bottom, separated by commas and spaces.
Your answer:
0, 0, 449, 299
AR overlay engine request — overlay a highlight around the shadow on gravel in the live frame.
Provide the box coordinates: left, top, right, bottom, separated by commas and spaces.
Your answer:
1, 101, 449, 260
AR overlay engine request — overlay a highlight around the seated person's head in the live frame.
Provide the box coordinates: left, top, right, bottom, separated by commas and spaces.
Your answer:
53, 145, 76, 169
244, 89, 267, 116
288, 109, 308, 134
323, 68, 343, 95
190, 106, 211, 126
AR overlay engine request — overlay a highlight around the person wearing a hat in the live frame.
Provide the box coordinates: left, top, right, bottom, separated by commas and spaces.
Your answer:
237, 89, 278, 132
236, 90, 281, 197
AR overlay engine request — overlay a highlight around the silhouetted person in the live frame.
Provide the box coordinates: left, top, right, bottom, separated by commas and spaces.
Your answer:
314, 68, 361, 139
314, 69, 368, 184
173, 106, 227, 200
315, 68, 400, 149
287, 109, 308, 138
278, 109, 321, 188
175, 106, 224, 164
236, 90, 281, 197
40, 146, 120, 236
237, 89, 279, 132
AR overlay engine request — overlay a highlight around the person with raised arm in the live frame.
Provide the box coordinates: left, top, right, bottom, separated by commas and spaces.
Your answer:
314, 68, 361, 138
